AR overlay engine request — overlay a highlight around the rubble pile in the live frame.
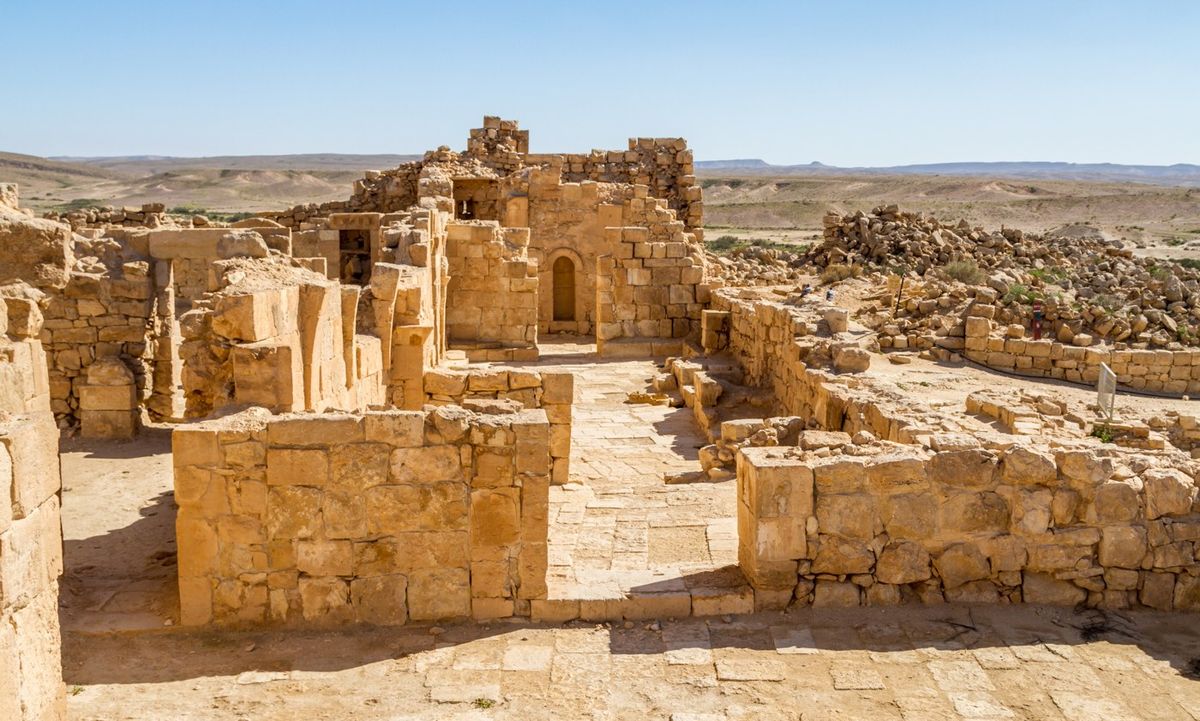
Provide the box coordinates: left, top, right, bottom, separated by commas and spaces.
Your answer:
705, 244, 807, 286
811, 206, 1200, 347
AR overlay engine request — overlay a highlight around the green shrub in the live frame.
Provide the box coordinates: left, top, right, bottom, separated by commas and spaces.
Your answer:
941, 260, 985, 285
1003, 284, 1042, 305
1090, 424, 1115, 444
706, 235, 742, 252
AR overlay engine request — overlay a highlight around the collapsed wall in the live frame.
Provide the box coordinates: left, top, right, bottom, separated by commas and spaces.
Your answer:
0, 289, 65, 721
738, 436, 1200, 611
173, 406, 551, 625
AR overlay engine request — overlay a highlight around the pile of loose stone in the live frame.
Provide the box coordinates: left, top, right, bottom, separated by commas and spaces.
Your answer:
808, 206, 1200, 347
705, 245, 808, 286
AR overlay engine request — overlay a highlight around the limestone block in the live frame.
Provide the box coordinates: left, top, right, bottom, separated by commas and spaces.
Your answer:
296, 540, 353, 576
1142, 468, 1196, 519
1020, 572, 1086, 606
298, 577, 351, 622
1098, 526, 1147, 568
999, 446, 1057, 486
80, 409, 137, 440
329, 442, 389, 492
811, 537, 874, 575
407, 568, 470, 621
876, 541, 932, 585
937, 492, 1008, 534
471, 488, 521, 548
351, 575, 408, 625
390, 446, 463, 484
927, 449, 997, 489
812, 580, 861, 607
266, 448, 329, 486
934, 543, 990, 588
540, 371, 575, 404
1140, 571, 1175, 610
1093, 481, 1140, 522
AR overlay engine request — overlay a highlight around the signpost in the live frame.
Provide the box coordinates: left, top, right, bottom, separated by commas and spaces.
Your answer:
1097, 363, 1117, 421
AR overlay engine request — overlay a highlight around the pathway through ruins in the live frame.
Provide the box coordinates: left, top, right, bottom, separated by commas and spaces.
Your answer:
523, 337, 752, 618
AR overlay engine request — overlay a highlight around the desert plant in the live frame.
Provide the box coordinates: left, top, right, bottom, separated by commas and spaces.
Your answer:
1091, 424, 1115, 444
706, 235, 742, 252
941, 260, 986, 285
1003, 284, 1042, 305
820, 263, 862, 284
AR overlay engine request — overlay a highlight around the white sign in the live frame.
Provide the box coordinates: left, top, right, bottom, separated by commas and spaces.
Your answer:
1097, 363, 1116, 421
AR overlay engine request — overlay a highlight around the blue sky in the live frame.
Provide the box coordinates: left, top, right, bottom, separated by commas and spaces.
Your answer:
5, 1, 1198, 165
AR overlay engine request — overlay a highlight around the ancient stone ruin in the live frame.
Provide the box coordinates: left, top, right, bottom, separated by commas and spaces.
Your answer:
2, 119, 1199, 719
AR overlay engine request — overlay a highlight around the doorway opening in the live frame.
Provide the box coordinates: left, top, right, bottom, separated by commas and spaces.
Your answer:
553, 256, 576, 322
338, 229, 371, 284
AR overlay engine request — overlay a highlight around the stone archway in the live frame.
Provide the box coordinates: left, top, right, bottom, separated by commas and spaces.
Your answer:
553, 255, 576, 322
541, 247, 588, 334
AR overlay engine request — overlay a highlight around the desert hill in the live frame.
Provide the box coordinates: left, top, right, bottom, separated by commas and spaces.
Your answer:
696, 159, 1200, 187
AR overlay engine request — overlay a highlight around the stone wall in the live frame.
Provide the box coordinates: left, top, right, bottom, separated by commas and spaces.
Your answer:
962, 311, 1200, 394
42, 202, 169, 231
178, 262, 386, 418
737, 437, 1200, 611
594, 196, 707, 356
550, 137, 701, 230
0, 291, 66, 721
172, 406, 551, 626
713, 289, 942, 442
444, 221, 538, 359
424, 367, 574, 485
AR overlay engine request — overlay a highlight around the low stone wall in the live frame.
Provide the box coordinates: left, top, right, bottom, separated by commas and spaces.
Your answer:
424, 367, 573, 485
962, 310, 1200, 395
0, 293, 66, 720
714, 289, 947, 443
173, 406, 551, 626
737, 437, 1200, 611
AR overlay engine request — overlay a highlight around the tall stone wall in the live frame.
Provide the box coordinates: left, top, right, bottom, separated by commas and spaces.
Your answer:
738, 439, 1200, 611
0, 292, 65, 721
444, 222, 538, 358
173, 407, 551, 626
594, 195, 707, 356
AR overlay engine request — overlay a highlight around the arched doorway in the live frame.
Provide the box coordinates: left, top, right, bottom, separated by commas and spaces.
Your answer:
552, 256, 576, 321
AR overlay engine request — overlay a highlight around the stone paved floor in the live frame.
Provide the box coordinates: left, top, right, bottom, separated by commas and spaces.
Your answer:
65, 605, 1200, 720
513, 339, 752, 617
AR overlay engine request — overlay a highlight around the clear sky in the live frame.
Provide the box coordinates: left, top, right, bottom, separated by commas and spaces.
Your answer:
5, 0, 1198, 165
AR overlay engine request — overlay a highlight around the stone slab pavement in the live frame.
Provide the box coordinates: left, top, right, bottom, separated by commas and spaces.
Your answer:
512, 339, 753, 619
65, 605, 1200, 720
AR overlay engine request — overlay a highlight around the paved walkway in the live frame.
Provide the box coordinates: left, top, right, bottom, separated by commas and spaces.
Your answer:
65, 605, 1200, 720
515, 339, 752, 618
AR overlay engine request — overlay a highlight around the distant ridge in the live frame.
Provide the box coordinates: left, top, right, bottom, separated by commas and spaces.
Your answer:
695, 159, 1200, 186
54, 153, 423, 174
